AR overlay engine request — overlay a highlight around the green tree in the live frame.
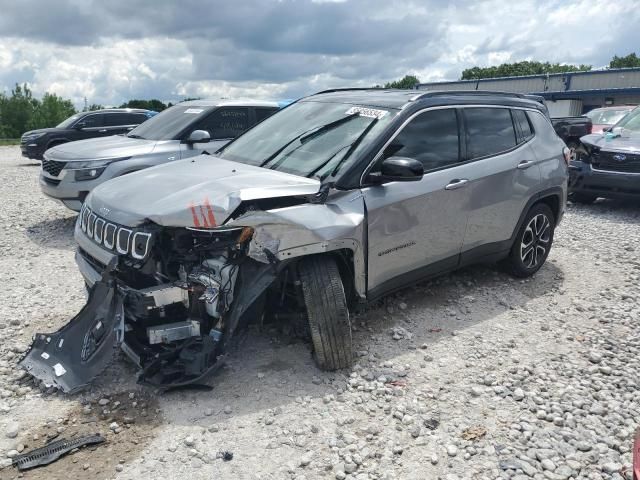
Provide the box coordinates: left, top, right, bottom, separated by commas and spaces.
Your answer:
0, 84, 39, 137
28, 93, 76, 130
383, 75, 420, 89
609, 53, 640, 68
120, 99, 168, 111
461, 61, 592, 80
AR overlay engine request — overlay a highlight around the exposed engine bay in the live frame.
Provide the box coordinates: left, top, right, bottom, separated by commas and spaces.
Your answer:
20, 223, 283, 392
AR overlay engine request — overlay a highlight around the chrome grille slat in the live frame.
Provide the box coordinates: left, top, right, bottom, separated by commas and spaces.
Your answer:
78, 206, 152, 260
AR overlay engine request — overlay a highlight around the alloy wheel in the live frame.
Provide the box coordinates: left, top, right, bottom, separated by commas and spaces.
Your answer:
520, 213, 551, 269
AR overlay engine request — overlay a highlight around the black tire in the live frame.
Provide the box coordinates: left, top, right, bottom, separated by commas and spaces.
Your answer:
569, 192, 597, 204
505, 203, 555, 278
298, 256, 352, 370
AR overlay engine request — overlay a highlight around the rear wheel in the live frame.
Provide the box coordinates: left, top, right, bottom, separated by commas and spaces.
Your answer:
505, 203, 555, 278
298, 256, 352, 370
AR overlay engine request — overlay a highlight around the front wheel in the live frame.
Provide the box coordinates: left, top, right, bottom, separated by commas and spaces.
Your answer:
505, 203, 555, 278
298, 256, 352, 370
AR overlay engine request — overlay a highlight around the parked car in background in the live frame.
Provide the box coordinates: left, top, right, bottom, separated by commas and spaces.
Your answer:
569, 106, 640, 203
551, 116, 592, 158
39, 100, 281, 211
584, 105, 636, 133
20, 109, 157, 160
20, 89, 569, 392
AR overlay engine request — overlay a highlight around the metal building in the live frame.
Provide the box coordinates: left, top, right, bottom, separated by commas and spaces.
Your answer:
416, 67, 640, 117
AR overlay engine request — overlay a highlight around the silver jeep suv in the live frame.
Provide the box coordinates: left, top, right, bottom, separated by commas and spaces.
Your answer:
21, 89, 569, 392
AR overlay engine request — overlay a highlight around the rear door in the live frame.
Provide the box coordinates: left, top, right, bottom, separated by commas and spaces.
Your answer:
103, 112, 140, 135
363, 108, 473, 295
460, 107, 541, 259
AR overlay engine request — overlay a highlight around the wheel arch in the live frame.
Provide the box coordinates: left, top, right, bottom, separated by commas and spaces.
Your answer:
284, 247, 363, 307
510, 187, 564, 245
45, 138, 70, 150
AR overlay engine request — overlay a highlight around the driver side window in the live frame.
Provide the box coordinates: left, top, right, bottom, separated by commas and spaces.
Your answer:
77, 114, 103, 128
197, 107, 249, 140
380, 108, 460, 172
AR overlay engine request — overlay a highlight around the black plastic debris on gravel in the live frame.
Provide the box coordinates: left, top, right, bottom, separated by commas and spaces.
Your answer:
12, 433, 106, 471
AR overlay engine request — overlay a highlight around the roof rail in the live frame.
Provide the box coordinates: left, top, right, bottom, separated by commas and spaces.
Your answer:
414, 90, 534, 100
312, 87, 378, 95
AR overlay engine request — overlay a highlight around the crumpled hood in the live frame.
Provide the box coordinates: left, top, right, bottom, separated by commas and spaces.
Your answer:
581, 132, 640, 153
86, 155, 321, 227
45, 135, 158, 161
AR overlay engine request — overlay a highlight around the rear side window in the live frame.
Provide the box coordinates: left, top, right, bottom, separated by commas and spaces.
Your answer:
382, 108, 460, 171
255, 108, 278, 124
104, 113, 137, 126
512, 109, 534, 143
199, 107, 249, 140
464, 108, 516, 159
131, 113, 150, 124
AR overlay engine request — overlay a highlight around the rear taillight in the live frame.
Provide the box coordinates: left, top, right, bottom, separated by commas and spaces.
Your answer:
562, 146, 571, 165
586, 123, 593, 134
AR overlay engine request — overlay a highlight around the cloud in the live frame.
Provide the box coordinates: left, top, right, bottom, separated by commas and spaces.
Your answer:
0, 0, 637, 107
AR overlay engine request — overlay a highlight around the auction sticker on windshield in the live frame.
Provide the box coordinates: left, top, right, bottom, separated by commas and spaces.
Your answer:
345, 106, 388, 119
184, 108, 204, 114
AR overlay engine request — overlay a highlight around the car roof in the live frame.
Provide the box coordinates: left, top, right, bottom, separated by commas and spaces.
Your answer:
85, 108, 153, 114
179, 99, 280, 108
303, 88, 546, 111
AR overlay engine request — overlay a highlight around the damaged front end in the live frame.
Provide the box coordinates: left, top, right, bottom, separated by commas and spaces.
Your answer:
21, 212, 276, 392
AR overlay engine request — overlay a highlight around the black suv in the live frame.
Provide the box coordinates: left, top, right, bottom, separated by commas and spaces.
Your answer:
20, 108, 157, 160
570, 106, 640, 203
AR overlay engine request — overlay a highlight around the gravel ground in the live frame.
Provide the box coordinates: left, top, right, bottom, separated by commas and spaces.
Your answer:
0, 145, 639, 480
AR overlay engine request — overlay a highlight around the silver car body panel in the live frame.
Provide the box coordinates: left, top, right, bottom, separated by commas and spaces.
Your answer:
40, 100, 280, 211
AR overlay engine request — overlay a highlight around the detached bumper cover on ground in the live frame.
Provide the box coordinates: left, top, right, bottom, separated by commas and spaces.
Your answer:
19, 264, 124, 393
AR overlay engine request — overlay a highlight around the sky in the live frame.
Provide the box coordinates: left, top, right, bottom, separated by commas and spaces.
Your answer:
0, 0, 638, 108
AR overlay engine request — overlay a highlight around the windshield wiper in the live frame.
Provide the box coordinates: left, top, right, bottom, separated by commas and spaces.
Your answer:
307, 145, 351, 179
258, 113, 360, 169
127, 134, 144, 139
329, 117, 379, 177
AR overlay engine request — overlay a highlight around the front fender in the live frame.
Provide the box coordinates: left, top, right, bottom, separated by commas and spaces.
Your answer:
228, 190, 367, 298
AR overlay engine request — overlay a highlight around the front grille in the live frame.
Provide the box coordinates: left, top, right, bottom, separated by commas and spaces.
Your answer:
592, 151, 640, 174
79, 204, 154, 261
42, 159, 67, 177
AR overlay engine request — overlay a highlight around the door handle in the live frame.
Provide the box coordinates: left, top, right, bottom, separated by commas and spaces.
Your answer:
98, 129, 107, 133
444, 179, 469, 190
517, 160, 534, 170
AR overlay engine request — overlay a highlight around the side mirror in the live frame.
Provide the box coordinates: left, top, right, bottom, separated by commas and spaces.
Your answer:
74, 122, 86, 130
185, 130, 211, 144
368, 157, 424, 184
603, 126, 612, 133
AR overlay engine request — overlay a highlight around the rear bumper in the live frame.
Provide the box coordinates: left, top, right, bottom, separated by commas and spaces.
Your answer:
568, 160, 640, 199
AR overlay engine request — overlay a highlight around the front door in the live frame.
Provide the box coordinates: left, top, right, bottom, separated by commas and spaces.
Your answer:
363, 108, 472, 295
